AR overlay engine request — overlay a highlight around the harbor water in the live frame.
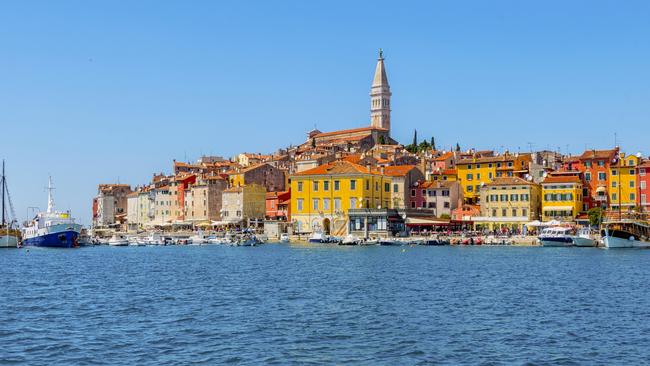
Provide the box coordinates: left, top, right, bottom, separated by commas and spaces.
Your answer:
2, 244, 650, 365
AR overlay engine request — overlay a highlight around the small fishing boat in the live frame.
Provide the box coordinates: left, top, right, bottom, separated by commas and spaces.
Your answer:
108, 234, 129, 246
572, 228, 596, 247
340, 235, 360, 245
279, 233, 290, 243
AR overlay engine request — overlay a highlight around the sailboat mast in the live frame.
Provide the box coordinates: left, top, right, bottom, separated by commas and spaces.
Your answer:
1, 160, 5, 226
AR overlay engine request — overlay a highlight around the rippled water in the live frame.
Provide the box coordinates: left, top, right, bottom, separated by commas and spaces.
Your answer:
2, 244, 650, 365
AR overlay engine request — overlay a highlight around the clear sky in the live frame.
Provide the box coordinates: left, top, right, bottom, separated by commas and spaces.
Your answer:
1, 0, 649, 225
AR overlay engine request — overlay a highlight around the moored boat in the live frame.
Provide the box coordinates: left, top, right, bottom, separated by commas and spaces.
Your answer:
108, 234, 129, 246
538, 227, 574, 247
0, 160, 20, 248
22, 177, 82, 248
602, 221, 650, 249
572, 228, 596, 247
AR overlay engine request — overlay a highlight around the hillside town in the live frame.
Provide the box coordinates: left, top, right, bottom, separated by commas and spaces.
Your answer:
91, 51, 650, 241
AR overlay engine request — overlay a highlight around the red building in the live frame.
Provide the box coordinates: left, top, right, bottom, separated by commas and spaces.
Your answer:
266, 190, 291, 221
562, 149, 618, 212
638, 161, 650, 212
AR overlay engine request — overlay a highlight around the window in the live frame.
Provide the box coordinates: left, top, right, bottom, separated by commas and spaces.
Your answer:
350, 180, 356, 190
468, 164, 473, 169
630, 169, 635, 175
323, 198, 330, 210
502, 208, 507, 217
630, 181, 635, 188
334, 198, 341, 210
313, 181, 319, 191
350, 197, 358, 209
629, 160, 635, 167
312, 199, 319, 210
612, 181, 617, 188
642, 194, 647, 204
411, 189, 416, 197
522, 208, 528, 217
375, 182, 379, 191
585, 161, 592, 168
476, 164, 481, 168
641, 181, 646, 190
512, 209, 517, 217
467, 185, 473, 192
598, 160, 605, 167
411, 201, 416, 208
297, 199, 303, 211
297, 182, 303, 192
612, 193, 617, 201
641, 168, 646, 177
477, 173, 481, 180
630, 193, 636, 201
585, 173, 591, 181
393, 184, 399, 193
236, 210, 241, 217
384, 183, 390, 192
612, 170, 618, 176
491, 209, 497, 217
500, 194, 508, 201
488, 172, 493, 179
428, 202, 436, 208
366, 180, 370, 190
444, 202, 450, 208
466, 174, 473, 181
334, 180, 340, 190
598, 172, 606, 181
323, 181, 329, 191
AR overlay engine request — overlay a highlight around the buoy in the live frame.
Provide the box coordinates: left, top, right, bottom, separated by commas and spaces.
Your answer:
401, 249, 406, 253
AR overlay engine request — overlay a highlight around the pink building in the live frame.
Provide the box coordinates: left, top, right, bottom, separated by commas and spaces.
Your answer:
638, 161, 650, 212
409, 180, 463, 218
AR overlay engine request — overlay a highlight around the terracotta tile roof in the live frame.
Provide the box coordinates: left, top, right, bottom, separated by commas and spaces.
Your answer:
419, 180, 456, 189
314, 126, 387, 138
431, 169, 457, 175
486, 177, 537, 186
434, 152, 454, 161
638, 161, 650, 168
457, 153, 530, 165
579, 149, 618, 160
542, 176, 581, 184
342, 155, 363, 164
293, 160, 377, 176
383, 165, 418, 177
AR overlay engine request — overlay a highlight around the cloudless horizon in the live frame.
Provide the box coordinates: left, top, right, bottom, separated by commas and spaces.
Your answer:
2, 0, 649, 225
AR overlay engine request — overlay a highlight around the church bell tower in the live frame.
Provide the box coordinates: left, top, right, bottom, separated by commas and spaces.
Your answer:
370, 49, 391, 133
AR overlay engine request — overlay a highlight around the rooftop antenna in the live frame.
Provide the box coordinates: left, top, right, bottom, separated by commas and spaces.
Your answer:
614, 132, 618, 147
527, 142, 534, 153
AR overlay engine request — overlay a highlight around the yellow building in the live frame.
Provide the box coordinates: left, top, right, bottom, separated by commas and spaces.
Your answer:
475, 177, 541, 231
609, 153, 639, 211
541, 175, 583, 222
290, 161, 392, 236
429, 168, 458, 182
457, 152, 532, 203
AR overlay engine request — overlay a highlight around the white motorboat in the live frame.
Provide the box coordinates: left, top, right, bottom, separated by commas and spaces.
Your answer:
308, 231, 326, 243
108, 234, 129, 246
340, 235, 360, 245
189, 230, 209, 245
143, 231, 164, 245
572, 228, 596, 247
602, 221, 650, 249
539, 227, 574, 247
279, 233, 290, 243
127, 235, 139, 246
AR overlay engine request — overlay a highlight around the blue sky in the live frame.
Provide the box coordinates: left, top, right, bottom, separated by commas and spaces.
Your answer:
1, 0, 649, 225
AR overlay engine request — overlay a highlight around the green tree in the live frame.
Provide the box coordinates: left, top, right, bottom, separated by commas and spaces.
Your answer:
412, 129, 418, 147
430, 136, 436, 150
379, 135, 386, 145
311, 138, 316, 148
419, 140, 431, 151
439, 213, 451, 220
455, 143, 461, 152
588, 207, 604, 227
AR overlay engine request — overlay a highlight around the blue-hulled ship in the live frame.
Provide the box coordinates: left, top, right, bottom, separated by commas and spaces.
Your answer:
22, 177, 82, 248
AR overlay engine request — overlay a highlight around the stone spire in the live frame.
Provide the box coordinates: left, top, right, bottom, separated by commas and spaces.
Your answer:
370, 48, 391, 132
